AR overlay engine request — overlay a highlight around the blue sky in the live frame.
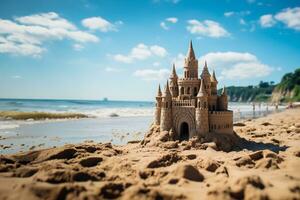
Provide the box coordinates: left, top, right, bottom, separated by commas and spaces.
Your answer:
0, 0, 299, 101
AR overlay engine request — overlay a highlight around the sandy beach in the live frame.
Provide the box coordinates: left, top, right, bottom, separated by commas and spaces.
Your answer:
0, 108, 299, 200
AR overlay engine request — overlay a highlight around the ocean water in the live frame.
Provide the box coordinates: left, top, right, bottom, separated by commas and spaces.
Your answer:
0, 99, 284, 154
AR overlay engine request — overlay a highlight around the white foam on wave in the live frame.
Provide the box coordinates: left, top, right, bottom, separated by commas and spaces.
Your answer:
81, 108, 154, 118
0, 121, 19, 130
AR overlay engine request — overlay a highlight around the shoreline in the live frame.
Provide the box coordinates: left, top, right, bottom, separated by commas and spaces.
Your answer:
0, 107, 286, 155
0, 108, 299, 199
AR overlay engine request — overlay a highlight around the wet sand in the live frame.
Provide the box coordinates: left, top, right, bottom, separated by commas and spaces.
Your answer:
0, 108, 299, 200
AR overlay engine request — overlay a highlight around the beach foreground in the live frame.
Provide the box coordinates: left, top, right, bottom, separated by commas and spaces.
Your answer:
0, 109, 299, 200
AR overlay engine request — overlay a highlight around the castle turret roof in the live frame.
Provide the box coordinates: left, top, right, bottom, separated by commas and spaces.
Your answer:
156, 84, 162, 97
197, 79, 207, 97
221, 85, 227, 96
210, 70, 218, 83
201, 61, 211, 79
162, 81, 171, 97
169, 63, 178, 79
186, 40, 195, 60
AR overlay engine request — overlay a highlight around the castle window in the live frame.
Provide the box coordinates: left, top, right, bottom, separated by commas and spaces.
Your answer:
187, 87, 190, 94
204, 102, 206, 108
213, 105, 215, 110
194, 87, 197, 96
166, 102, 168, 108
180, 87, 184, 95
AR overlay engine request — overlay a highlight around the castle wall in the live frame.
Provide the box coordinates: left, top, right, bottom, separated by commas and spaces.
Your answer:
208, 111, 233, 134
172, 106, 196, 139
208, 95, 218, 110
160, 106, 172, 131
154, 106, 161, 125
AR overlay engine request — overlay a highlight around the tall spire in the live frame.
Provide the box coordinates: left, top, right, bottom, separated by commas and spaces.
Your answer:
210, 70, 218, 82
156, 84, 162, 97
197, 79, 207, 97
186, 40, 195, 60
170, 63, 178, 79
201, 60, 211, 78
222, 85, 227, 96
162, 80, 171, 97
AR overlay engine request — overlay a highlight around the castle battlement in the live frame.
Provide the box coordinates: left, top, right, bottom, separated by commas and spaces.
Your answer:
172, 99, 195, 107
209, 110, 233, 115
154, 41, 233, 141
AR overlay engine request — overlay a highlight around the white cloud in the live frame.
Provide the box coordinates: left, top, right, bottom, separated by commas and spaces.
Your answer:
150, 45, 167, 57
160, 22, 168, 30
11, 75, 21, 79
166, 17, 178, 23
259, 14, 276, 27
224, 12, 234, 17
172, 53, 185, 68
187, 19, 230, 38
133, 69, 169, 81
220, 62, 272, 79
81, 17, 117, 32
199, 51, 273, 80
224, 11, 251, 17
239, 18, 247, 25
15, 12, 76, 30
105, 67, 122, 72
160, 17, 178, 30
153, 62, 161, 67
275, 7, 300, 31
0, 12, 99, 57
73, 43, 84, 51
112, 43, 167, 63
259, 7, 300, 31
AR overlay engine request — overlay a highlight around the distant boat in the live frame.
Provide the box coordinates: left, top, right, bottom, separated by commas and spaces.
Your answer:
103, 97, 108, 102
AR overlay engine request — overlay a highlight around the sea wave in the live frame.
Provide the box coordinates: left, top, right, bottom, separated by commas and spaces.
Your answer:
0, 121, 20, 130
80, 108, 154, 118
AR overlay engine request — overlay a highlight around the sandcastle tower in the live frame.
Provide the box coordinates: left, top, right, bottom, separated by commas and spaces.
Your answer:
196, 79, 209, 136
160, 81, 173, 131
154, 41, 233, 140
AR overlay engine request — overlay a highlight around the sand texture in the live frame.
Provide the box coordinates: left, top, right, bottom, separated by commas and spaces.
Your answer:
0, 108, 300, 200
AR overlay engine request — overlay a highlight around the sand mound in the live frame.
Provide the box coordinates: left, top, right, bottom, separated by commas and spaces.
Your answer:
0, 108, 300, 200
171, 164, 204, 182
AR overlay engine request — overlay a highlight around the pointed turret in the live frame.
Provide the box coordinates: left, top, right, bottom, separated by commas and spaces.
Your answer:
156, 84, 162, 97
169, 63, 178, 79
186, 40, 195, 60
162, 81, 171, 98
221, 85, 227, 96
201, 61, 211, 78
197, 79, 207, 97
169, 64, 179, 97
210, 70, 218, 83
183, 40, 198, 79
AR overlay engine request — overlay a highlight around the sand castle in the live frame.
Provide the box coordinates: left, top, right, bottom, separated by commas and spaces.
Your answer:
154, 41, 233, 141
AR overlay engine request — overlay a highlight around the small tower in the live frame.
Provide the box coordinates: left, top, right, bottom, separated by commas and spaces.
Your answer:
160, 81, 173, 131
201, 61, 211, 96
210, 70, 218, 96
154, 85, 162, 125
196, 79, 209, 136
218, 86, 228, 110
183, 40, 198, 79
222, 86, 228, 110
169, 64, 179, 97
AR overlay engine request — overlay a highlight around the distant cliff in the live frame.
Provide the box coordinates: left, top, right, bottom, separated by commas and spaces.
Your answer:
221, 68, 300, 103
271, 68, 300, 102
219, 83, 275, 102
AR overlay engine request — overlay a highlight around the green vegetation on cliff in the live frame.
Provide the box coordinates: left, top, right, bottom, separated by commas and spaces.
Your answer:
272, 68, 300, 102
221, 68, 300, 102
219, 82, 275, 102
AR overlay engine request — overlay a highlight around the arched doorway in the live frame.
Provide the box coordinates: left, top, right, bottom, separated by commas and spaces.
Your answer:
180, 122, 189, 141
